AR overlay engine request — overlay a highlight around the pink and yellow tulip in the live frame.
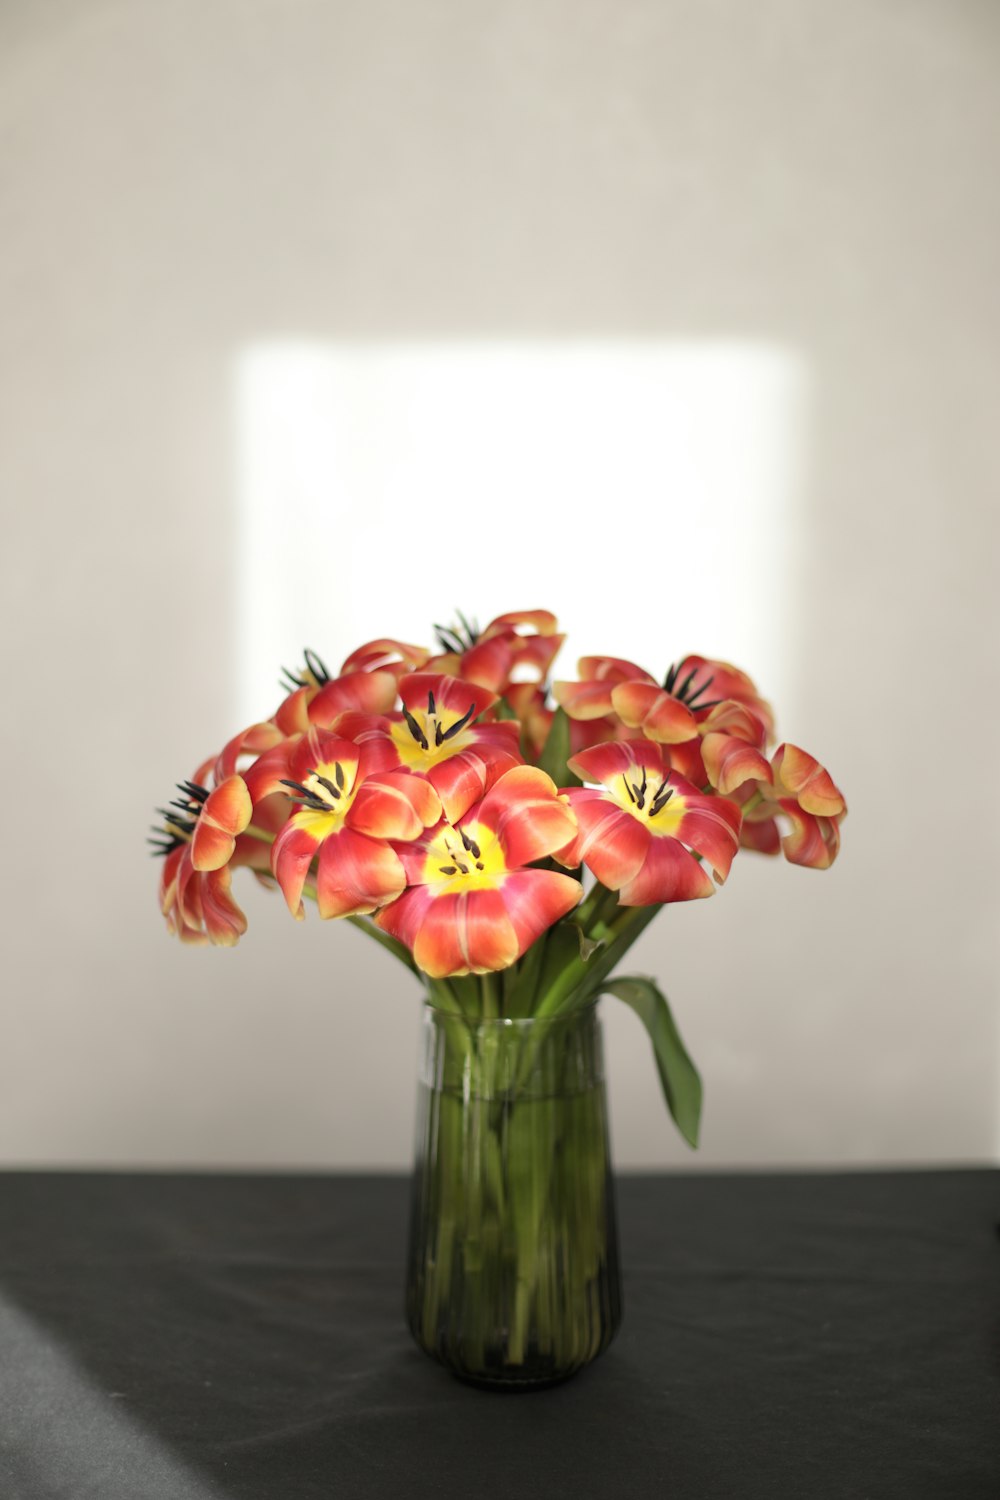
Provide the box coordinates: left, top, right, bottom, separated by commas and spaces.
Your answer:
429, 610, 565, 694
243, 726, 441, 919
376, 766, 581, 977
563, 740, 742, 906
735, 743, 846, 869
334, 672, 522, 823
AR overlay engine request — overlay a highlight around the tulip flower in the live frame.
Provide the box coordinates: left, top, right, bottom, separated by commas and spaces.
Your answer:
376, 766, 582, 977
735, 743, 846, 869
335, 672, 522, 823
150, 766, 268, 946
429, 610, 565, 694
563, 741, 742, 906
273, 647, 401, 737
556, 653, 775, 747
241, 726, 442, 919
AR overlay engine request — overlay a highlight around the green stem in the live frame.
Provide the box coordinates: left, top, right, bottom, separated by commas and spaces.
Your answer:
536, 904, 661, 1018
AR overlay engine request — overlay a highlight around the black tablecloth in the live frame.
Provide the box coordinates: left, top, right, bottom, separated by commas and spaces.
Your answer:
0, 1171, 997, 1499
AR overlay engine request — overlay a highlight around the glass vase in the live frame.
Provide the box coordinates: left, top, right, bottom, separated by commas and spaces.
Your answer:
405, 999, 622, 1388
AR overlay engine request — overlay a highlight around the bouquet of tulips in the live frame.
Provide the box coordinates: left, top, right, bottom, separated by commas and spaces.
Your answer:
152, 608, 845, 1147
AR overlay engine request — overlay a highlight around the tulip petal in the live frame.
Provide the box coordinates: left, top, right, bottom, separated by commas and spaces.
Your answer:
778, 799, 841, 869
568, 738, 665, 788
500, 869, 582, 952
563, 791, 650, 890
418, 888, 520, 976
340, 638, 430, 676
619, 837, 716, 906
611, 682, 699, 744
484, 609, 559, 637
552, 679, 617, 720
201, 866, 249, 946
270, 820, 318, 917
474, 765, 578, 867
308, 669, 399, 727
700, 731, 773, 796
190, 775, 253, 871
772, 744, 846, 818
315, 826, 406, 918
427, 743, 521, 824
399, 672, 497, 721
347, 771, 441, 840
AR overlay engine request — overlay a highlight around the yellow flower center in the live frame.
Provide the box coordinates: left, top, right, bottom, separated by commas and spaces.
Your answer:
392, 690, 479, 770
613, 768, 685, 837
280, 759, 358, 839
421, 821, 507, 893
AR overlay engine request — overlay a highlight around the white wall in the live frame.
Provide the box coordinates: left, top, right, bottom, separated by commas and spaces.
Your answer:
1, 0, 997, 1168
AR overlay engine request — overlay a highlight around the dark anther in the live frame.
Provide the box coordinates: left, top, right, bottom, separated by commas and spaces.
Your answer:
459, 829, 481, 858
622, 775, 636, 804
427, 690, 437, 717
433, 624, 465, 655
456, 609, 480, 647
438, 865, 457, 876
315, 775, 341, 801
631, 768, 648, 810
685, 673, 715, 708
178, 781, 210, 803
691, 698, 723, 714
302, 648, 331, 686
650, 780, 674, 817
475, 861, 484, 871
279, 777, 330, 810
439, 703, 476, 741
402, 705, 429, 749
675, 666, 701, 702
664, 661, 680, 693
334, 761, 345, 790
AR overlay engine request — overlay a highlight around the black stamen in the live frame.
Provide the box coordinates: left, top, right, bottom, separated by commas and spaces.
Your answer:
622, 775, 636, 804
459, 829, 482, 858
178, 781, 210, 803
402, 706, 429, 749
334, 762, 345, 789
674, 666, 701, 702
685, 673, 715, 709
690, 698, 723, 714
438, 865, 457, 876
475, 861, 484, 871
664, 661, 680, 693
433, 624, 465, 655
315, 775, 341, 801
455, 609, 480, 647
651, 783, 674, 816
279, 777, 330, 810
427, 690, 437, 716
440, 703, 476, 741
631, 768, 647, 810
302, 648, 331, 685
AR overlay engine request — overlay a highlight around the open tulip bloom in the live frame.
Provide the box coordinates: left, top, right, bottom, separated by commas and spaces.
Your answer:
151, 610, 845, 1146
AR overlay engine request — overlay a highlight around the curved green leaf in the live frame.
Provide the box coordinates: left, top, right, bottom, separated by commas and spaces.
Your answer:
604, 975, 703, 1148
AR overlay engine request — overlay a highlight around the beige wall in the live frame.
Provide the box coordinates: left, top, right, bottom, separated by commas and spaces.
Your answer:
1, 0, 997, 1167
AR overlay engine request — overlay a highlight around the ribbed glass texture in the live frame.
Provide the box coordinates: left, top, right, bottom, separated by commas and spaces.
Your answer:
406, 1000, 622, 1387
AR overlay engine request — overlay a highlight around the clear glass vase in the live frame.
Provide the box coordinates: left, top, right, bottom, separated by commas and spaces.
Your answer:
406, 999, 622, 1388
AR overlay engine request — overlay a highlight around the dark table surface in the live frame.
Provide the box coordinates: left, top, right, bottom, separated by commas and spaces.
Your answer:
0, 1170, 997, 1500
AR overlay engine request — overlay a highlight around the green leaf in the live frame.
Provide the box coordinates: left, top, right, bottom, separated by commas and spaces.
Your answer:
494, 697, 519, 720
604, 975, 703, 1148
537, 707, 579, 786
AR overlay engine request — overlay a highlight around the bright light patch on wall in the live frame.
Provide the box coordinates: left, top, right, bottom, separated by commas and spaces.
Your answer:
235, 343, 806, 726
